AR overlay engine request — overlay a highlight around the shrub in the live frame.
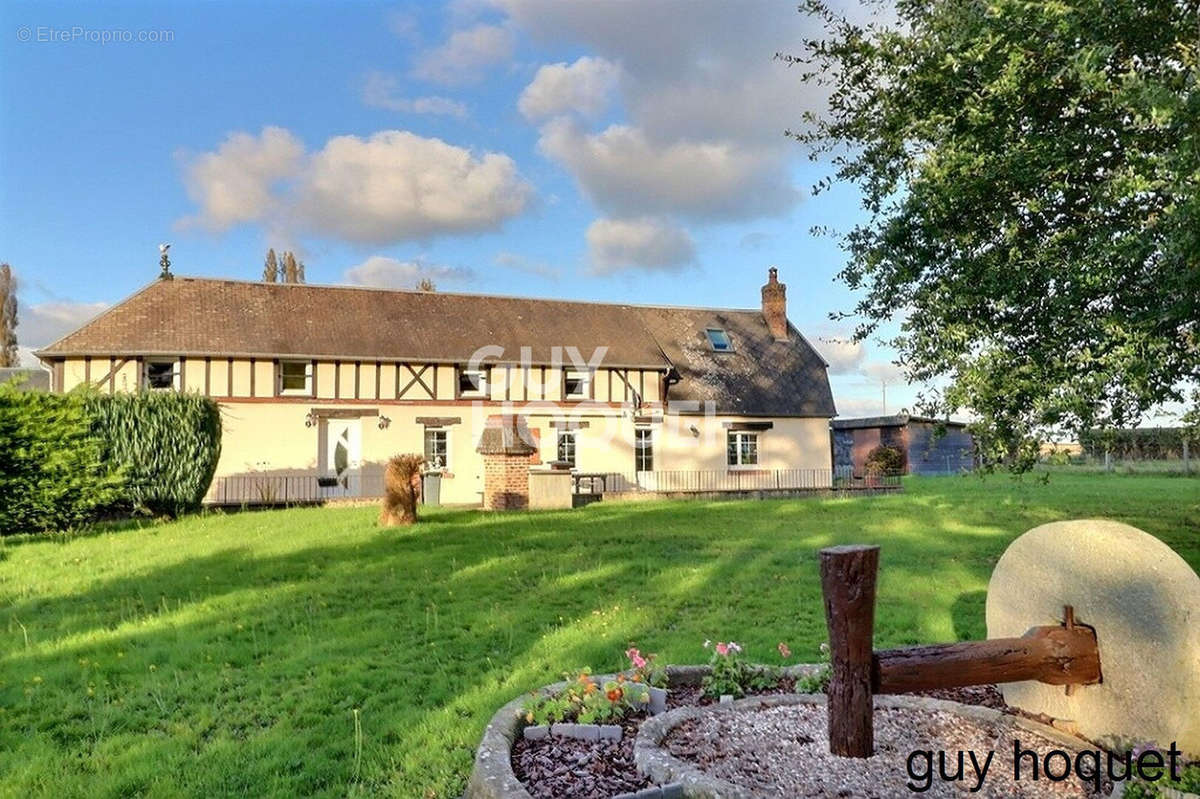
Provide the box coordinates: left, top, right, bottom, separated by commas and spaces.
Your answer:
0, 388, 221, 534
0, 385, 123, 534
85, 392, 222, 517
865, 445, 905, 475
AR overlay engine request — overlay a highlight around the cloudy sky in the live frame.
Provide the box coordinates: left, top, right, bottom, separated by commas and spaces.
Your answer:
2, 0, 923, 417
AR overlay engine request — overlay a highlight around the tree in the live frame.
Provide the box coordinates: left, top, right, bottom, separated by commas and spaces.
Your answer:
262, 249, 278, 282
0, 264, 17, 368
281, 251, 304, 284
415, 277, 436, 292
788, 0, 1200, 468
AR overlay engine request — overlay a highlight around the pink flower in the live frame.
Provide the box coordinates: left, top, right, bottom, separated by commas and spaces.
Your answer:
777, 642, 791, 658
715, 642, 729, 656
626, 647, 647, 670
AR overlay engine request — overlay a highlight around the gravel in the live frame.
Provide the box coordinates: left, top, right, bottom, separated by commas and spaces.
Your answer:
662, 701, 1110, 798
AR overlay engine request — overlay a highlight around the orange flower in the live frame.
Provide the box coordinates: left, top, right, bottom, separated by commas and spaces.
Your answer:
617, 673, 626, 683
606, 687, 623, 702
584, 682, 597, 695
631, 674, 642, 682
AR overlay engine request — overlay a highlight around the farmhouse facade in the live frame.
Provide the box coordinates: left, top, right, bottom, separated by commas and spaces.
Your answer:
35, 268, 837, 505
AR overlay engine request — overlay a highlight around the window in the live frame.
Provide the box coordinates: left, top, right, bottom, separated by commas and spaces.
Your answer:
278, 360, 313, 395
458, 366, 488, 397
424, 429, 449, 470
706, 328, 733, 352
557, 431, 577, 467
635, 428, 653, 472
144, 359, 179, 390
564, 369, 591, 399
727, 431, 758, 467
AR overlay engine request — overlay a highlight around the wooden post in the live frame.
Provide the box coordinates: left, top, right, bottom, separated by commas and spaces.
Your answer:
820, 544, 880, 758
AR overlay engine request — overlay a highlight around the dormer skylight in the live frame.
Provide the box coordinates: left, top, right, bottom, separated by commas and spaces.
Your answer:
706, 328, 733, 352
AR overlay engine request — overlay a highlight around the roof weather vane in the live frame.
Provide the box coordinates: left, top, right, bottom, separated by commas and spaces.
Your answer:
158, 243, 173, 280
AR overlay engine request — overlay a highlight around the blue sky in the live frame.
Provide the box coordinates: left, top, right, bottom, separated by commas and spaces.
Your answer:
0, 1, 1093, 422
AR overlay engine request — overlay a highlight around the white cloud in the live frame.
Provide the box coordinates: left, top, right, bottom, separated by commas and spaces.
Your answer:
344, 256, 474, 289
862, 361, 906, 384
518, 56, 621, 120
20, 300, 109, 349
412, 23, 515, 86
362, 72, 469, 118
495, 251, 561, 280
497, 0, 831, 234
178, 127, 304, 231
539, 118, 795, 221
179, 127, 533, 245
812, 332, 865, 375
297, 131, 532, 244
586, 217, 696, 274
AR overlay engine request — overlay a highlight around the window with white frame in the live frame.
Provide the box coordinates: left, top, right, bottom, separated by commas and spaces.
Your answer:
564, 369, 591, 399
557, 430, 577, 467
278, 360, 313, 396
634, 428, 653, 472
458, 366, 488, 397
144, 359, 179, 391
706, 328, 733, 352
424, 429, 449, 470
726, 431, 758, 467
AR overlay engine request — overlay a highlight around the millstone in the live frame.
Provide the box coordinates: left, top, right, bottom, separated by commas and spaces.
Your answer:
986, 519, 1200, 756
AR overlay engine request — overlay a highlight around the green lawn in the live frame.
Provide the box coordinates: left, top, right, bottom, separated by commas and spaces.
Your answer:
1, 473, 1197, 798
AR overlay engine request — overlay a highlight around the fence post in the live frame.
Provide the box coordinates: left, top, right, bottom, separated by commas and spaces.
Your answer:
820, 544, 880, 757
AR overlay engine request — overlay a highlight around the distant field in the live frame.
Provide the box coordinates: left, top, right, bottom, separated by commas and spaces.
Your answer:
1039, 457, 1196, 474
1, 473, 1196, 798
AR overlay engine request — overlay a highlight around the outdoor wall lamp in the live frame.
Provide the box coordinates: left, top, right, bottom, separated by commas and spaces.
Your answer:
304, 410, 318, 428
689, 425, 700, 437
378, 415, 391, 430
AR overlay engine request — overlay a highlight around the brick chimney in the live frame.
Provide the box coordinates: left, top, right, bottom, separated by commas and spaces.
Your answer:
761, 266, 788, 341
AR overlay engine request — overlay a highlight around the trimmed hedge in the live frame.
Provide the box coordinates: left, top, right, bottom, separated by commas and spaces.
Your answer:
0, 386, 123, 535
0, 387, 222, 534
86, 392, 222, 517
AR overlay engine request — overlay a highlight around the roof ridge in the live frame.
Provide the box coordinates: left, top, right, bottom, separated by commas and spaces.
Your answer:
170, 275, 761, 315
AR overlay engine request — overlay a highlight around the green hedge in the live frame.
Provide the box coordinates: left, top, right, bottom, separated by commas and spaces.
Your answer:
85, 391, 222, 517
0, 387, 222, 534
0, 386, 123, 534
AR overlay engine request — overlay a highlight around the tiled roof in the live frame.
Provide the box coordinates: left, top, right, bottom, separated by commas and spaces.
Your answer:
36, 277, 836, 417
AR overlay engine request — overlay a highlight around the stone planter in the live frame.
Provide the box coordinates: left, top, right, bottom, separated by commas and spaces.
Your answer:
464, 663, 823, 799
633, 693, 1127, 799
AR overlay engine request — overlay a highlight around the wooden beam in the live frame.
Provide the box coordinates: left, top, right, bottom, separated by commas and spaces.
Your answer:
820, 544, 880, 758
874, 615, 1101, 694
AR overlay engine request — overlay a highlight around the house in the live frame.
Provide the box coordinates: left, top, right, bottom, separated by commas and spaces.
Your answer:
35, 268, 837, 505
831, 413, 975, 477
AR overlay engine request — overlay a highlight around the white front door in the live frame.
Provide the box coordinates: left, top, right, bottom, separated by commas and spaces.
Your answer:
320, 418, 362, 495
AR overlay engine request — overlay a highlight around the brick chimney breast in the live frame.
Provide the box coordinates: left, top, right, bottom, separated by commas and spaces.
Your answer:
761, 266, 788, 341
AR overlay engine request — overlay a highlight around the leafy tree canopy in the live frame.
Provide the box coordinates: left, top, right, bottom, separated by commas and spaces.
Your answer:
789, 0, 1199, 467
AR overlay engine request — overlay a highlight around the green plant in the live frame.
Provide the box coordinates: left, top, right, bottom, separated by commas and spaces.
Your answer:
85, 391, 222, 517
624, 646, 667, 688
700, 640, 778, 699
793, 642, 832, 694
521, 669, 650, 726
0, 384, 124, 534
865, 445, 905, 475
